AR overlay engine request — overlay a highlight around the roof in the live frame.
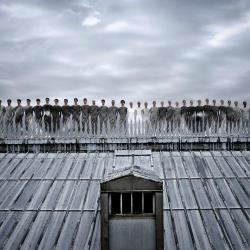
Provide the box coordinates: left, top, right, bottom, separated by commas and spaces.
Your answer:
0, 151, 250, 249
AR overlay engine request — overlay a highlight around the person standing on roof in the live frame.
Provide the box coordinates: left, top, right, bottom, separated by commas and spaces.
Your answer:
108, 100, 119, 133
0, 100, 6, 135
142, 102, 150, 134
51, 99, 62, 133
43, 97, 52, 133
242, 101, 249, 134
71, 98, 81, 133
173, 101, 181, 133
61, 99, 71, 132
90, 100, 100, 135
14, 99, 24, 132
158, 101, 167, 134
166, 101, 174, 133
24, 99, 33, 132
33, 98, 44, 132
82, 98, 90, 134
118, 100, 127, 134
5, 99, 14, 133
134, 101, 143, 135
226, 100, 234, 133
99, 99, 109, 134
149, 101, 158, 134
128, 102, 135, 135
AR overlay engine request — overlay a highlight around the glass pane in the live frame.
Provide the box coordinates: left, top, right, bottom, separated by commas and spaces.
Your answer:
122, 193, 131, 214
111, 193, 121, 214
144, 193, 153, 213
133, 192, 142, 214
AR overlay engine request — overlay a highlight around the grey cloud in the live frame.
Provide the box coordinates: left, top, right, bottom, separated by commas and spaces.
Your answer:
0, 0, 250, 105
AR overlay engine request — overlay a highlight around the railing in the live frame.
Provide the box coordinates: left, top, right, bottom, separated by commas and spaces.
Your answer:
0, 113, 249, 139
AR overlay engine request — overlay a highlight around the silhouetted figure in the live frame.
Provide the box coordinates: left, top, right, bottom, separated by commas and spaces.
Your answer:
24, 99, 33, 131
187, 100, 195, 132
99, 99, 109, 134
71, 98, 81, 132
142, 102, 150, 134
5, 99, 14, 133
0, 100, 6, 134
211, 99, 219, 133
226, 100, 234, 133
82, 98, 90, 134
33, 99, 43, 128
150, 101, 158, 133
181, 100, 189, 129
108, 100, 118, 132
158, 101, 167, 133
52, 99, 61, 133
218, 100, 227, 132
61, 99, 71, 126
90, 100, 99, 135
118, 100, 127, 133
173, 101, 181, 133
128, 102, 135, 135
242, 101, 249, 133
166, 101, 174, 133
14, 99, 24, 131
43, 98, 52, 133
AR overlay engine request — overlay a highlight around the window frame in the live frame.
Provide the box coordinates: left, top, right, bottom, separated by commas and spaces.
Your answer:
109, 191, 155, 217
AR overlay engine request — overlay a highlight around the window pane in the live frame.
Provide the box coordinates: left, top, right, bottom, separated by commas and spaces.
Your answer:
122, 193, 131, 214
111, 193, 121, 214
144, 193, 153, 213
133, 192, 142, 214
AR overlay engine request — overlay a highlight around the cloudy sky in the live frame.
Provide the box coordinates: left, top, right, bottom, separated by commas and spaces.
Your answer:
0, 0, 250, 105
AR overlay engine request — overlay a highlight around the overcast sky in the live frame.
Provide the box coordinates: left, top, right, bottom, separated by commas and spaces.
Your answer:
0, 0, 250, 105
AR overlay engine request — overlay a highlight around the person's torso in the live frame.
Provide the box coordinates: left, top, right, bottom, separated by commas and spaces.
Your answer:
158, 107, 167, 119
15, 106, 24, 117
43, 104, 52, 116
108, 106, 118, 119
99, 106, 109, 119
119, 107, 127, 119
82, 105, 89, 118
62, 105, 71, 117
5, 106, 14, 119
33, 106, 43, 118
52, 105, 61, 117
71, 105, 81, 118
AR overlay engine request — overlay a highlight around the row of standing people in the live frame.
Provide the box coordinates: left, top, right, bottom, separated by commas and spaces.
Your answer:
0, 98, 249, 135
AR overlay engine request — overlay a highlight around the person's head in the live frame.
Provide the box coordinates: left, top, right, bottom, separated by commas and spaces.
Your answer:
160, 101, 164, 107
17, 99, 21, 105
182, 100, 186, 106
190, 100, 193, 106
54, 98, 59, 105
36, 98, 41, 105
83, 98, 87, 105
176, 101, 179, 107
212, 99, 216, 106
152, 100, 156, 107
205, 98, 209, 105
243, 101, 247, 108
64, 99, 68, 105
101, 99, 105, 106
74, 98, 78, 104
144, 102, 148, 108
197, 100, 201, 106
220, 99, 224, 105
92, 100, 96, 105
129, 102, 133, 108
227, 100, 231, 106
121, 100, 125, 106
111, 100, 115, 106
7, 99, 12, 106
26, 99, 31, 105
45, 97, 49, 104
234, 101, 238, 107
168, 101, 171, 106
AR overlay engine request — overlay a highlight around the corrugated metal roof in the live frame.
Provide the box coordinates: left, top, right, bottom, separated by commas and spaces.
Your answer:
0, 151, 249, 249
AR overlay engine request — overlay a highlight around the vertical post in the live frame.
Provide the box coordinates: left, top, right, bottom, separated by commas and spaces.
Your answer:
155, 192, 164, 250
101, 193, 109, 250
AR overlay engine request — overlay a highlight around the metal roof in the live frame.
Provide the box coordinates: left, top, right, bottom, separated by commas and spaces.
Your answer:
0, 151, 250, 249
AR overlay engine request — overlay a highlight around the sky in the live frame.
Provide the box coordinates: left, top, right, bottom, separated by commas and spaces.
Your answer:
0, 0, 250, 105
